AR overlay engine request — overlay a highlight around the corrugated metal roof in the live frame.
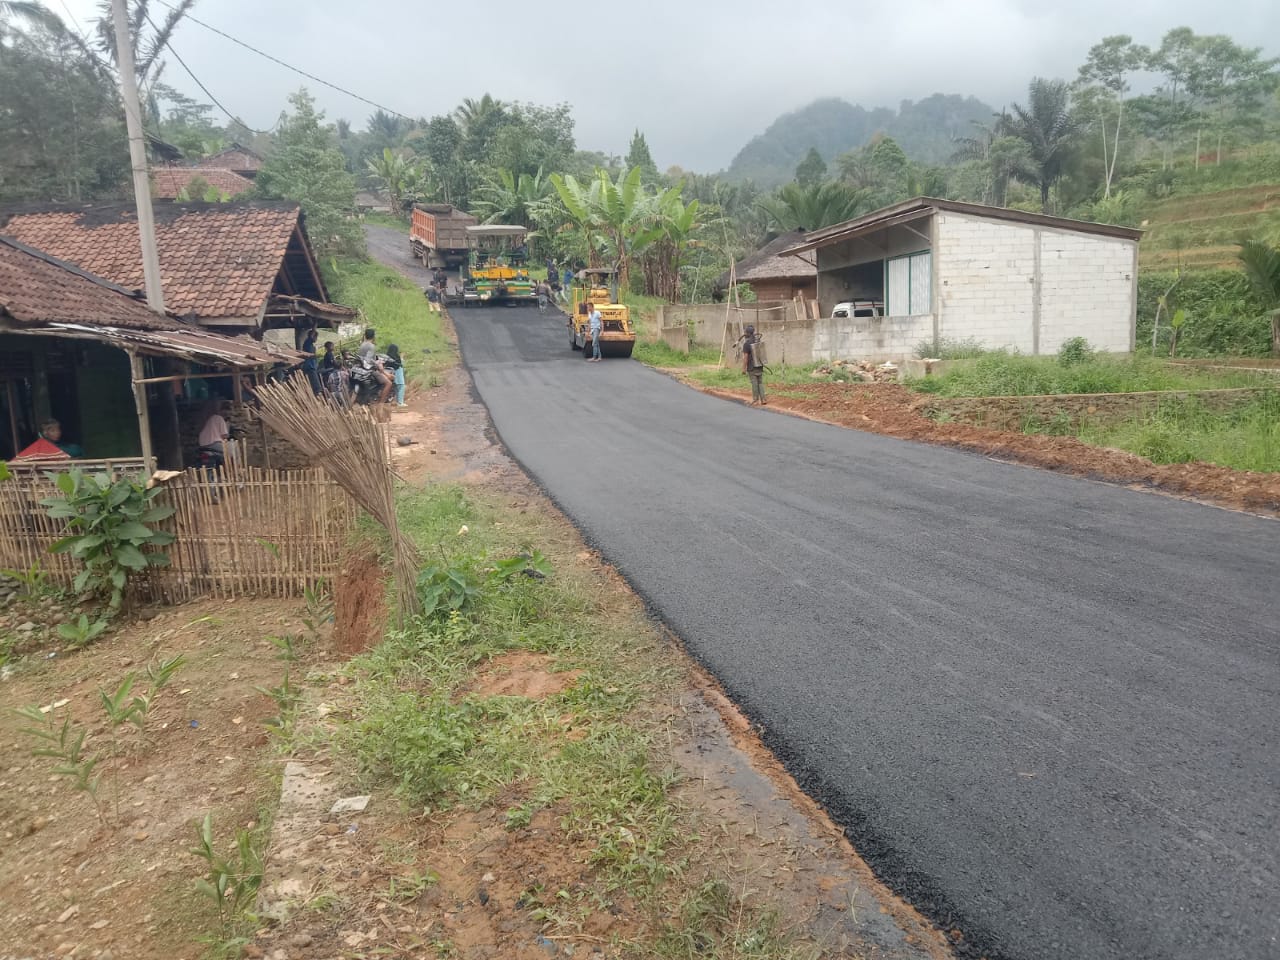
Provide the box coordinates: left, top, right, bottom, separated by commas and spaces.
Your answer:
1, 321, 305, 369
784, 197, 1144, 256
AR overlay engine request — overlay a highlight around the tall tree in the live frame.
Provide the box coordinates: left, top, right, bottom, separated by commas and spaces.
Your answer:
1076, 35, 1149, 198
625, 129, 658, 181
255, 89, 363, 258
0, 17, 128, 201
1001, 78, 1079, 213
1185, 35, 1279, 165
794, 147, 827, 187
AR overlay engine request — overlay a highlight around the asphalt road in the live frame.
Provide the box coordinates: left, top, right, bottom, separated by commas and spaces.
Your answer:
369, 229, 1280, 960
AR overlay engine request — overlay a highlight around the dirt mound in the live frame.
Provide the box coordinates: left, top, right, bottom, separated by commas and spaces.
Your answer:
705, 381, 1280, 516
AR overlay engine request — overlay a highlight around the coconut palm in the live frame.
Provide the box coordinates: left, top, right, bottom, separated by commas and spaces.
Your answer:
1238, 238, 1280, 354
91, 0, 194, 90
0, 1, 64, 33
756, 181, 874, 232
1001, 78, 1080, 213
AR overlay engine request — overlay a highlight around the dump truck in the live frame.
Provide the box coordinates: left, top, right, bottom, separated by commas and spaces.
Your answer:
459, 225, 537, 304
409, 203, 477, 269
567, 268, 636, 359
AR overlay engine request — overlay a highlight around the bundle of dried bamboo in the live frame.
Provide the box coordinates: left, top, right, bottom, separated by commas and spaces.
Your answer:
254, 377, 419, 621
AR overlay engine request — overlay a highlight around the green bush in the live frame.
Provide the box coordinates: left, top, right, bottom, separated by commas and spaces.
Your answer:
1057, 337, 1094, 366
909, 352, 1264, 397
42, 469, 175, 611
1137, 270, 1269, 357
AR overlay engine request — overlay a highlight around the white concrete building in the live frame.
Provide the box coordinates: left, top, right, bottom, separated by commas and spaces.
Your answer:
784, 198, 1142, 361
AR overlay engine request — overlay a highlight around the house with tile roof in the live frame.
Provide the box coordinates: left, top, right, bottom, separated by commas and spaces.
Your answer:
0, 200, 355, 340
151, 166, 255, 200
0, 235, 305, 467
191, 143, 265, 179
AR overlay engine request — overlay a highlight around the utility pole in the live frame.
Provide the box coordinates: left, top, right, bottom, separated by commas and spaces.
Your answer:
111, 0, 165, 313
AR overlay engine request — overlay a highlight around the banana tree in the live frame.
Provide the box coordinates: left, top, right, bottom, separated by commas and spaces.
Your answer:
472, 167, 552, 228
635, 185, 703, 301
365, 147, 423, 219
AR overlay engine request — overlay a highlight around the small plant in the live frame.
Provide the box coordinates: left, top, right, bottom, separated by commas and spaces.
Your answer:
15, 706, 104, 822
1, 561, 52, 599
256, 670, 302, 737
488, 548, 552, 585
16, 653, 184, 825
43, 469, 176, 611
267, 634, 300, 661
302, 579, 334, 642
1056, 336, 1094, 366
56, 614, 110, 648
1168, 308, 1189, 357
416, 561, 483, 619
191, 813, 264, 926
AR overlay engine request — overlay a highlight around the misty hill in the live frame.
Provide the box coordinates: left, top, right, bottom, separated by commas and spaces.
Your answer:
725, 94, 996, 186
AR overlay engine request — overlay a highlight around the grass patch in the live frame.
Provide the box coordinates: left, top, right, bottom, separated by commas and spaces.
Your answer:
323, 256, 454, 389
908, 352, 1267, 397
336, 484, 680, 889
1075, 391, 1280, 472
633, 339, 722, 367
361, 211, 410, 231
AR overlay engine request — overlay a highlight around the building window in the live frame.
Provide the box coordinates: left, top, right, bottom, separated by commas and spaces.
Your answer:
885, 251, 931, 317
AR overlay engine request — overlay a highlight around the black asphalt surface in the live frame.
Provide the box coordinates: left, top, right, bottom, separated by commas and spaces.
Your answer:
370, 230, 1280, 960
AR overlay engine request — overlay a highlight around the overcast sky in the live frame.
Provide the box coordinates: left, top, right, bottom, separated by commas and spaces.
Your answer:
57, 0, 1280, 171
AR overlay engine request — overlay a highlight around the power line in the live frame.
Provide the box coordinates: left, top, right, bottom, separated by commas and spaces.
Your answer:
153, 0, 415, 122
141, 10, 274, 136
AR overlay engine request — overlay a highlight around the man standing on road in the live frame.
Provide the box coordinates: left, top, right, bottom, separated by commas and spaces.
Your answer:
741, 324, 766, 405
425, 284, 441, 314
588, 302, 603, 361
536, 279, 551, 314
561, 266, 573, 303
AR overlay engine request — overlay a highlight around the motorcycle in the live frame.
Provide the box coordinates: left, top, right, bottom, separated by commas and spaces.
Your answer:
346, 353, 400, 407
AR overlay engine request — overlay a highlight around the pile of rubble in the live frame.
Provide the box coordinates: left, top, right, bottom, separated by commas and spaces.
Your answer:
811, 358, 901, 383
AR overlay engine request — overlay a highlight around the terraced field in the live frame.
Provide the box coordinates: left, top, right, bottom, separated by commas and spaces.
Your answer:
1139, 182, 1280, 270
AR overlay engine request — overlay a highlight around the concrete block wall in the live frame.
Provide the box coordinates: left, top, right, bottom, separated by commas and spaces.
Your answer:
1038, 230, 1135, 353
935, 212, 1036, 352
810, 314, 934, 363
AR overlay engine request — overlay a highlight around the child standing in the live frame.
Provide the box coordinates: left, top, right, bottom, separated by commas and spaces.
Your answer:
387, 343, 406, 406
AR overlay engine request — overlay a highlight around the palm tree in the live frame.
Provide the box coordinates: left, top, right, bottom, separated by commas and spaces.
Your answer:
0, 1, 65, 33
1238, 238, 1280, 354
1001, 78, 1079, 213
92, 0, 194, 88
756, 181, 874, 232
551, 166, 649, 288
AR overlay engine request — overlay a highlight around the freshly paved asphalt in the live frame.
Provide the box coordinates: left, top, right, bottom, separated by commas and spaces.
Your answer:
372, 232, 1279, 960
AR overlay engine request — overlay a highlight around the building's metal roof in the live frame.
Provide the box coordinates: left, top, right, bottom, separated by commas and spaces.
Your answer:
784, 197, 1144, 257
1, 320, 305, 369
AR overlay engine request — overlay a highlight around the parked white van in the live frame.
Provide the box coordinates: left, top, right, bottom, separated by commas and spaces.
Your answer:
830, 301, 883, 320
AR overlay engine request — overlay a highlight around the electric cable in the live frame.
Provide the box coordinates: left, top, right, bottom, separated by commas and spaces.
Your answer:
152, 0, 415, 122
141, 9, 274, 136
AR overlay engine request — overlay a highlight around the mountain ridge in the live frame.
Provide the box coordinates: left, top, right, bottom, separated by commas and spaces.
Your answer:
725, 93, 997, 187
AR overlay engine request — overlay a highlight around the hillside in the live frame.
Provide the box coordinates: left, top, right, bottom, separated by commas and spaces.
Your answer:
725, 93, 995, 186
1139, 183, 1280, 272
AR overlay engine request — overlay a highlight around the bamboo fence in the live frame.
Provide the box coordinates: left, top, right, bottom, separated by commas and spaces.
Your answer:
0, 458, 355, 602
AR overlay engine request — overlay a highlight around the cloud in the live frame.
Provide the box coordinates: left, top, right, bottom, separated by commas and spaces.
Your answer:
62, 0, 1280, 171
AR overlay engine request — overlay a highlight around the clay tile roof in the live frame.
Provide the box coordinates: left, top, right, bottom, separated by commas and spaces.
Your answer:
0, 235, 177, 330
0, 201, 302, 320
151, 166, 254, 199
192, 144, 264, 173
